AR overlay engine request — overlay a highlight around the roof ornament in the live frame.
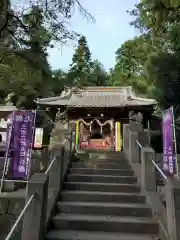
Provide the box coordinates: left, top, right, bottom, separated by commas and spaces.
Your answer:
72, 86, 84, 96
129, 111, 143, 123
4, 93, 14, 105
126, 86, 133, 101
136, 112, 143, 123
61, 86, 73, 99
56, 108, 68, 122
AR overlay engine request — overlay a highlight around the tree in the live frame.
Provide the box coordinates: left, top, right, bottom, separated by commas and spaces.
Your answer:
68, 36, 109, 87
68, 35, 94, 87
128, 0, 180, 33
126, 0, 180, 111
147, 52, 180, 113
0, 0, 94, 48
51, 69, 68, 95
9, 6, 52, 108
109, 35, 157, 95
90, 60, 109, 86
0, 0, 94, 106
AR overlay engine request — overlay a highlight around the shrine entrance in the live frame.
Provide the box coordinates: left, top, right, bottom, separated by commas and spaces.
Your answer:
76, 119, 117, 151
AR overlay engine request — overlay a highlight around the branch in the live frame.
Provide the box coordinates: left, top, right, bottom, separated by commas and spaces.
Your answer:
7, 27, 22, 49
0, 11, 9, 35
9, 12, 28, 33
75, 0, 95, 23
0, 57, 3, 63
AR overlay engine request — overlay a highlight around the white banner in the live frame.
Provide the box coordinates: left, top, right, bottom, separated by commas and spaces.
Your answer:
34, 128, 43, 148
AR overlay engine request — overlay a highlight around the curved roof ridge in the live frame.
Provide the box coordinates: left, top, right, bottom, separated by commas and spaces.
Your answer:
80, 86, 132, 92
36, 86, 156, 107
131, 95, 156, 103
35, 88, 73, 103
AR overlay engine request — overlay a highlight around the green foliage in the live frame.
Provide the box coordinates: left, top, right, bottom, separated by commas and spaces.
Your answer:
91, 60, 108, 86
146, 52, 180, 113
5, 0, 180, 115
67, 36, 108, 87
51, 69, 68, 95
3, 6, 53, 109
0, 0, 94, 48
109, 34, 158, 96
68, 35, 93, 87
0, 0, 107, 111
1, 53, 43, 108
0, 0, 95, 109
20, 6, 52, 53
109, 0, 180, 113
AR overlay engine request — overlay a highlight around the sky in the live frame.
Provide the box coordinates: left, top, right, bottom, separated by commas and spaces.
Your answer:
47, 0, 140, 71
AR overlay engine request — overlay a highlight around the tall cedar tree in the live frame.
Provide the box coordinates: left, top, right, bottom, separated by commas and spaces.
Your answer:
68, 35, 94, 87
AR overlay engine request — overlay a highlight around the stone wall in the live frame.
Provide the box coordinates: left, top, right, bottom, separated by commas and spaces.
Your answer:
0, 120, 70, 239
0, 193, 25, 239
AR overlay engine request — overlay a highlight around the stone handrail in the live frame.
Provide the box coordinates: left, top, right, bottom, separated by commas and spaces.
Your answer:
5, 130, 74, 240
5, 194, 35, 240
124, 123, 180, 240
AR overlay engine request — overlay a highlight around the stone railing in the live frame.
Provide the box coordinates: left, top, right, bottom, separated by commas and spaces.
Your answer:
4, 130, 74, 240
123, 123, 180, 240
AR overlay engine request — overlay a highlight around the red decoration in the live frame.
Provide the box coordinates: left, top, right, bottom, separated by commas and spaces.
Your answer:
80, 139, 111, 149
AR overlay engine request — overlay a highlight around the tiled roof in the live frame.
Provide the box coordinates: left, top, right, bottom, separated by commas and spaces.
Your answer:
0, 104, 17, 111
36, 86, 156, 108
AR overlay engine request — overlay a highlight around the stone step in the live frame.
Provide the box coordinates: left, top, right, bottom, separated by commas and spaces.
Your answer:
66, 174, 137, 184
72, 157, 127, 164
68, 168, 134, 176
72, 160, 127, 165
51, 213, 159, 234
56, 201, 152, 217
63, 182, 140, 193
76, 152, 125, 158
60, 191, 146, 204
70, 162, 130, 170
46, 230, 158, 240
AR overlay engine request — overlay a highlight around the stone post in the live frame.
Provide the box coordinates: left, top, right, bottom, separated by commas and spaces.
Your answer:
69, 130, 73, 155
21, 173, 49, 240
128, 123, 143, 163
140, 147, 156, 192
48, 147, 64, 190
165, 178, 180, 240
129, 122, 143, 132
47, 147, 64, 222
41, 146, 50, 171
139, 131, 150, 147
59, 146, 65, 191
71, 131, 75, 154
129, 131, 139, 163
123, 124, 130, 157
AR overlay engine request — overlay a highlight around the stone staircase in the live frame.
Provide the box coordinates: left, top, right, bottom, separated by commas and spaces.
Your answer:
46, 152, 159, 240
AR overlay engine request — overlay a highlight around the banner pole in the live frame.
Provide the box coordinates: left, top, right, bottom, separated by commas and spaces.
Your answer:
171, 106, 179, 178
0, 111, 15, 193
75, 120, 79, 153
147, 120, 151, 147
26, 109, 37, 185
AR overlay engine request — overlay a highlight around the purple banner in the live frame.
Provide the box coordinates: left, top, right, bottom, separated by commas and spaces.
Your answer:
5, 111, 35, 179
4, 113, 14, 176
162, 107, 177, 175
